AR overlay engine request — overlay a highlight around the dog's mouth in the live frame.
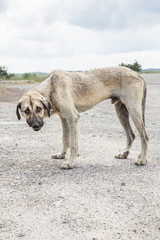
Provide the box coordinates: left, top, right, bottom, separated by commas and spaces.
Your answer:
32, 126, 41, 131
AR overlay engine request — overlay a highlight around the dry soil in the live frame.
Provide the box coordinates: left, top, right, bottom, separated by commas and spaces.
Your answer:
0, 74, 160, 240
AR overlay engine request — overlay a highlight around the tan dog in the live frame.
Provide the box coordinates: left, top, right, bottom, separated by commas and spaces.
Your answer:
16, 67, 149, 169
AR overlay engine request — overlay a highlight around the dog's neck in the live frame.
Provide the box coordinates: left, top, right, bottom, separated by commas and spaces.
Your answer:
34, 79, 58, 114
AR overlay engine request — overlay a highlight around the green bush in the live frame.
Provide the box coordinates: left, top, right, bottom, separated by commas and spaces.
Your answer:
119, 60, 142, 72
0, 65, 50, 82
8, 74, 15, 79
21, 72, 49, 82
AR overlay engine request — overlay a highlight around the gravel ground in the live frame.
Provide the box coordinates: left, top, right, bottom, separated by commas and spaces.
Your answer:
0, 74, 160, 240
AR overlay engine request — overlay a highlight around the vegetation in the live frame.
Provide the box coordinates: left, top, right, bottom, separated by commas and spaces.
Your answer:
141, 68, 160, 74
0, 65, 49, 82
21, 72, 49, 82
1, 62, 160, 82
142, 71, 160, 74
0, 66, 8, 79
119, 60, 142, 72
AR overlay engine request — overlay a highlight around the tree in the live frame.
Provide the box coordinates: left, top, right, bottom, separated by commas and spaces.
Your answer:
8, 73, 15, 79
0, 66, 8, 79
22, 73, 30, 79
119, 60, 142, 72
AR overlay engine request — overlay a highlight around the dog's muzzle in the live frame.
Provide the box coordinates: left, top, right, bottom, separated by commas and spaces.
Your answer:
32, 122, 42, 131
27, 116, 44, 131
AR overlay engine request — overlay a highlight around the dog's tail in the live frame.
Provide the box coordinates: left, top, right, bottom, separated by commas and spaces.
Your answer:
141, 77, 147, 126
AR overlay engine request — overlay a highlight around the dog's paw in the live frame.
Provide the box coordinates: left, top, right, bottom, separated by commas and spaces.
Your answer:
115, 151, 129, 159
61, 161, 75, 169
51, 153, 65, 159
135, 157, 147, 166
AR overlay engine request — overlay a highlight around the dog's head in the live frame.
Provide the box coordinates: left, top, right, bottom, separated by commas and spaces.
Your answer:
16, 91, 52, 131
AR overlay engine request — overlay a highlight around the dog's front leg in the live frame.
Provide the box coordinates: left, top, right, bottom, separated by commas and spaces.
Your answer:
52, 117, 69, 159
61, 114, 80, 169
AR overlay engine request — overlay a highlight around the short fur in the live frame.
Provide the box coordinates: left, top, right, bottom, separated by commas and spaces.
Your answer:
16, 66, 149, 169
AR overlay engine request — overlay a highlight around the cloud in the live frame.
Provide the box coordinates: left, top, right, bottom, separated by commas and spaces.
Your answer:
0, 0, 8, 13
3, 50, 160, 73
0, 0, 160, 72
3, 21, 158, 59
40, 0, 160, 30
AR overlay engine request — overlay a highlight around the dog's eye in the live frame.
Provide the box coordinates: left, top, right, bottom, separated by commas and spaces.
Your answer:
25, 109, 30, 115
36, 107, 41, 113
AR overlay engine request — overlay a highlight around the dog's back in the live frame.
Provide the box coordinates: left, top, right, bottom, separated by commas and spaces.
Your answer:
54, 66, 144, 112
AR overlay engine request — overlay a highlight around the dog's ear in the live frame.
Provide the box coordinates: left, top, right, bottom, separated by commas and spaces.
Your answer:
16, 102, 21, 120
40, 98, 52, 117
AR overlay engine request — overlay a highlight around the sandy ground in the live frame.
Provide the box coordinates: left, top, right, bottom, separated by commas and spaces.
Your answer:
0, 74, 160, 240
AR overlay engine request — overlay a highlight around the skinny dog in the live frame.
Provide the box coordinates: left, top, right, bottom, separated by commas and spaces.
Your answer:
16, 67, 149, 169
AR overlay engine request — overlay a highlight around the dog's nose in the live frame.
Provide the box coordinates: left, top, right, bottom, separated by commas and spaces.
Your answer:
32, 122, 40, 131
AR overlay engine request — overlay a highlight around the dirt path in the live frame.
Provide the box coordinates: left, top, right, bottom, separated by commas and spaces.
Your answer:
0, 74, 160, 240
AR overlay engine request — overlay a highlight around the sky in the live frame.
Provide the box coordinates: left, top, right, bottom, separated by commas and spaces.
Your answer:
0, 0, 160, 73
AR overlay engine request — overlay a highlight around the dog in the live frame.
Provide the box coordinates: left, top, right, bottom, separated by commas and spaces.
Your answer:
16, 66, 149, 169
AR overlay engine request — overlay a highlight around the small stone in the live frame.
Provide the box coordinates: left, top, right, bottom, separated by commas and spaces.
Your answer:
0, 224, 4, 228
128, 204, 134, 208
121, 182, 126, 186
62, 219, 68, 224
38, 182, 42, 185
18, 233, 26, 237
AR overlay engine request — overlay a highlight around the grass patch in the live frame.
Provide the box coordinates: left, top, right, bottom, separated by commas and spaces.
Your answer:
142, 71, 160, 74
0, 72, 50, 82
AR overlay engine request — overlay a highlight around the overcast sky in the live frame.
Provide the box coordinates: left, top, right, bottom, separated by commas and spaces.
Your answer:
0, 0, 160, 73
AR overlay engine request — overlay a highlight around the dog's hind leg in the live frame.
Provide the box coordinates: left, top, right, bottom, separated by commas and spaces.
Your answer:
52, 117, 69, 159
124, 92, 149, 166
114, 101, 135, 159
